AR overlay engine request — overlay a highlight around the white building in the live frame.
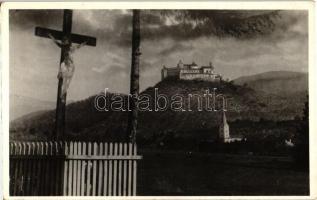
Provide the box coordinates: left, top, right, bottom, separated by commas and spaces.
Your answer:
161, 60, 222, 82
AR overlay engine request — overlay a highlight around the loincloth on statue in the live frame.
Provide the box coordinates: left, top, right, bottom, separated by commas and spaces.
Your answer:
59, 61, 75, 97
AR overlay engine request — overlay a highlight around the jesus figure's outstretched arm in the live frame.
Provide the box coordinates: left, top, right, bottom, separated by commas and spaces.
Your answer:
71, 41, 87, 52
48, 33, 62, 48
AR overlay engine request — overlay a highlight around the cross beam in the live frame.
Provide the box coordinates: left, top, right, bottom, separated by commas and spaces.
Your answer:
34, 9, 97, 139
35, 27, 96, 46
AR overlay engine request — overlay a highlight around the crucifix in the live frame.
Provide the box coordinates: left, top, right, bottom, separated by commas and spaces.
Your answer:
35, 10, 97, 139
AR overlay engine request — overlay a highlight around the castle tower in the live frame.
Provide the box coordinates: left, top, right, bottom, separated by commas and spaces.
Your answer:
190, 61, 199, 69
161, 65, 167, 80
218, 111, 230, 142
209, 62, 214, 71
177, 60, 184, 68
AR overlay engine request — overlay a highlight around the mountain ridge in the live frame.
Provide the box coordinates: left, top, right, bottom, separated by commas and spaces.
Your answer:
10, 70, 308, 141
233, 71, 308, 97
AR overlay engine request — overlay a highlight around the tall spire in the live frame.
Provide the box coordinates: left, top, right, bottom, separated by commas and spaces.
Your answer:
222, 110, 227, 125
219, 110, 230, 142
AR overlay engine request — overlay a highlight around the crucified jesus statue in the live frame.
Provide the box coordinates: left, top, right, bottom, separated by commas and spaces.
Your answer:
49, 33, 87, 99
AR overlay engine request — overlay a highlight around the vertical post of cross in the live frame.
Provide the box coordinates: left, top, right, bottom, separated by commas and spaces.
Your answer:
55, 9, 73, 139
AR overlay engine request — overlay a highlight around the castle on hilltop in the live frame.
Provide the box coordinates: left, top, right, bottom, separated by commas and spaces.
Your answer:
161, 60, 222, 82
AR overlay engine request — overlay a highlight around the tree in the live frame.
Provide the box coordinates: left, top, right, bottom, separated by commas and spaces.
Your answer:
293, 95, 309, 170
127, 10, 141, 143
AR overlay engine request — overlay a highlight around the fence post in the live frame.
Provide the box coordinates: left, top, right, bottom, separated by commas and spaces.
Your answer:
21, 142, 26, 196
103, 142, 108, 195
30, 142, 36, 195
86, 142, 92, 195
118, 143, 123, 196
81, 142, 86, 196
68, 141, 74, 195
97, 142, 103, 196
77, 142, 82, 195
108, 142, 113, 196
113, 143, 118, 196
92, 142, 98, 196
128, 143, 132, 196
123, 143, 127, 196
133, 143, 137, 195
63, 141, 69, 195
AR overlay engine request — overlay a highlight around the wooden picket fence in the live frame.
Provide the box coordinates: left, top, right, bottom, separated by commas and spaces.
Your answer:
9, 141, 142, 196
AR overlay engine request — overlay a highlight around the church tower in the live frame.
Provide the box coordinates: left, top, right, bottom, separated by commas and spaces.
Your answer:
218, 111, 230, 143
161, 65, 167, 80
177, 60, 184, 68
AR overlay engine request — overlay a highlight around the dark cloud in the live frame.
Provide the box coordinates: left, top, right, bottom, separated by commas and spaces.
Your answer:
270, 10, 308, 40
9, 9, 132, 47
140, 12, 164, 26
158, 43, 193, 56
77, 11, 133, 48
108, 10, 307, 47
140, 10, 281, 41
9, 10, 63, 30
9, 9, 308, 48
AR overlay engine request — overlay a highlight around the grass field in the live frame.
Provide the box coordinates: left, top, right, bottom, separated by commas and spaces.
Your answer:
137, 150, 309, 196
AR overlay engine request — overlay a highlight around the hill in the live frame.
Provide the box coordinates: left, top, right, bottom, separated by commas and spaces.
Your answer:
10, 94, 56, 121
233, 71, 308, 97
10, 76, 307, 143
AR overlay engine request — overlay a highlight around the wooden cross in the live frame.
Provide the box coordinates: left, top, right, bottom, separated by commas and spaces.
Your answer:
35, 9, 97, 139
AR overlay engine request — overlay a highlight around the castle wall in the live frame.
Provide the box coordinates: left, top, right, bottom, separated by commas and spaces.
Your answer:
179, 72, 221, 82
161, 68, 180, 80
202, 68, 214, 74
181, 69, 201, 73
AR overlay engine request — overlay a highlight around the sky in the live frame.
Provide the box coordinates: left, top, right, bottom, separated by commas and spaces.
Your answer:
9, 9, 308, 103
